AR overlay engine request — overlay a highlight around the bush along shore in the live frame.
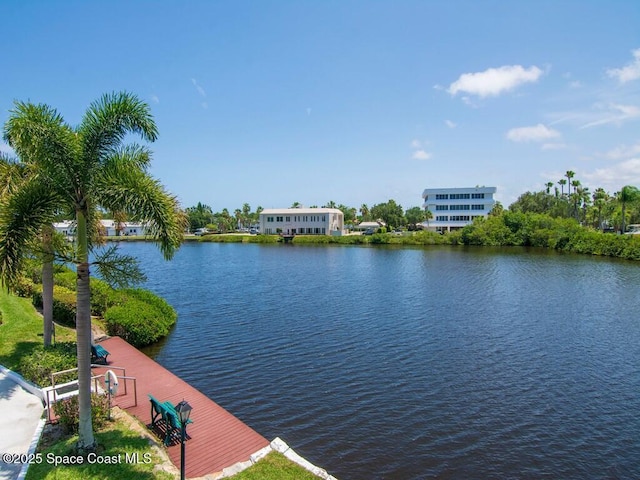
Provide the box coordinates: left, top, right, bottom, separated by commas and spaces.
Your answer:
171, 211, 640, 261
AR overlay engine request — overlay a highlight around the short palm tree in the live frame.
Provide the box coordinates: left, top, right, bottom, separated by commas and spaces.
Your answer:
618, 185, 640, 234
2, 92, 186, 451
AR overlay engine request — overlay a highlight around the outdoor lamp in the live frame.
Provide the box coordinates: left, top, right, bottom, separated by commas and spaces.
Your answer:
175, 400, 192, 480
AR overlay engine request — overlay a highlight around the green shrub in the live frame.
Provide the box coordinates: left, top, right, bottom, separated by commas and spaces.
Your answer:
18, 342, 77, 387
11, 275, 36, 298
90, 278, 120, 316
32, 285, 77, 327
104, 298, 174, 347
120, 289, 177, 329
53, 393, 111, 434
53, 270, 77, 290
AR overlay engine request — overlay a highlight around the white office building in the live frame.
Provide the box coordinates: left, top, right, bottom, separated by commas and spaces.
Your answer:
259, 208, 344, 236
422, 186, 496, 232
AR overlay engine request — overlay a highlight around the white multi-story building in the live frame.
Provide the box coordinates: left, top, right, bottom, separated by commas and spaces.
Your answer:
422, 186, 496, 232
259, 208, 344, 236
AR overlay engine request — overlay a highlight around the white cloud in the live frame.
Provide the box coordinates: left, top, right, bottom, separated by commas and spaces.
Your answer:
448, 65, 543, 98
445, 120, 457, 128
412, 150, 431, 160
411, 139, 422, 148
580, 103, 640, 129
150, 94, 160, 104
506, 124, 561, 142
605, 142, 640, 160
582, 158, 640, 189
607, 48, 640, 83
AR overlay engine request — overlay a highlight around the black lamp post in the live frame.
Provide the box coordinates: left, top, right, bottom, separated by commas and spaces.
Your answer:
175, 400, 192, 480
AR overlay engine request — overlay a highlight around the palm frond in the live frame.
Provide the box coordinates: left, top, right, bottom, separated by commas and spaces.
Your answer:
91, 245, 146, 288
96, 164, 185, 260
0, 178, 60, 285
79, 91, 158, 166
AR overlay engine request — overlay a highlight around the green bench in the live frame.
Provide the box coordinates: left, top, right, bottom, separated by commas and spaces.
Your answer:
148, 394, 193, 446
91, 344, 110, 364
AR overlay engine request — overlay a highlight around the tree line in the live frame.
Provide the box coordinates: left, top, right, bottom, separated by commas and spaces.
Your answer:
185, 199, 433, 232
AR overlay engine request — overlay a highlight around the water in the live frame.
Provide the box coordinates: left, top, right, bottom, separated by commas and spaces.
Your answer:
115, 241, 640, 479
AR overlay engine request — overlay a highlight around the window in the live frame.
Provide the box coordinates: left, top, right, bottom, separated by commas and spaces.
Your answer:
285, 216, 290, 221
436, 215, 448, 221
267, 217, 274, 222
436, 205, 449, 210
450, 215, 470, 221
449, 205, 470, 210
276, 216, 283, 222
450, 193, 470, 199
471, 204, 484, 210
472, 193, 485, 199
436, 194, 449, 200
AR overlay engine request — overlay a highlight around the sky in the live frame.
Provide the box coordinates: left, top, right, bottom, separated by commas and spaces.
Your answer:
1, 0, 640, 213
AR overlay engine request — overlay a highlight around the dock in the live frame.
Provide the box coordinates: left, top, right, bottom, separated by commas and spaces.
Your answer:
94, 337, 270, 478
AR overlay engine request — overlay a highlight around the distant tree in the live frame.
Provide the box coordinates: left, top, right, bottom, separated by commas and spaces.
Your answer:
290, 201, 301, 208
325, 200, 337, 209
186, 202, 214, 232
359, 204, 370, 222
592, 188, 609, 230
405, 206, 426, 229
370, 199, 404, 229
489, 201, 504, 217
617, 185, 640, 233
565, 171, 575, 194
545, 182, 554, 194
424, 209, 433, 227
558, 179, 567, 196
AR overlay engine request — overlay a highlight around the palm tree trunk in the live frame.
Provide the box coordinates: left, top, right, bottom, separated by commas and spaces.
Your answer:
75, 209, 95, 451
41, 227, 54, 347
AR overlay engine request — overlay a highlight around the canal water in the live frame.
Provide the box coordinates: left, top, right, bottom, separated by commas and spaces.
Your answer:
117, 241, 640, 479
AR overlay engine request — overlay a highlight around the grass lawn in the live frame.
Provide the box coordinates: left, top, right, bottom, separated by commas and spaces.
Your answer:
0, 289, 76, 370
25, 414, 175, 480
230, 452, 322, 480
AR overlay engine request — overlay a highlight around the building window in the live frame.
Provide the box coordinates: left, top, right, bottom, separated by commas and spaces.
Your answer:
436, 194, 449, 200
471, 204, 484, 210
285, 216, 290, 221
436, 216, 448, 221
436, 205, 449, 211
450, 193, 471, 199
450, 215, 470, 221
276, 216, 283, 222
267, 217, 274, 222
449, 205, 470, 210
472, 193, 485, 199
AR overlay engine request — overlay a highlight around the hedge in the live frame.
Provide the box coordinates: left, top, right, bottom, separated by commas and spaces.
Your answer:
104, 297, 176, 348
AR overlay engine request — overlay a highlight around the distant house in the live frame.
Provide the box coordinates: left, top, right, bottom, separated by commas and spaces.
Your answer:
259, 208, 344, 236
54, 219, 147, 238
422, 186, 496, 232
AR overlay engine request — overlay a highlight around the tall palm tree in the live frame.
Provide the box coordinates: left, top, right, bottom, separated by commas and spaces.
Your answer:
0, 152, 58, 346
565, 171, 575, 194
2, 92, 186, 452
592, 188, 608, 230
545, 182, 553, 194
558, 179, 567, 196
617, 185, 640, 234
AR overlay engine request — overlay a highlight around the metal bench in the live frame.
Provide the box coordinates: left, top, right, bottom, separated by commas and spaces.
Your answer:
91, 344, 110, 365
148, 394, 193, 445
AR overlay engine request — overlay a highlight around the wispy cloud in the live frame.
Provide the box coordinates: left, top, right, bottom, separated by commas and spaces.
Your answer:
506, 124, 561, 142
150, 94, 160, 104
191, 78, 208, 109
445, 120, 457, 128
607, 48, 640, 84
580, 103, 640, 129
412, 150, 431, 160
448, 65, 543, 98
541, 143, 567, 150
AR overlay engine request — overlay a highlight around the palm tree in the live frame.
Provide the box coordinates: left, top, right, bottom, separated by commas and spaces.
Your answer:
592, 188, 608, 230
2, 92, 186, 452
565, 171, 575, 194
545, 182, 554, 194
558, 179, 567, 196
0, 152, 58, 347
617, 185, 640, 234
360, 204, 369, 221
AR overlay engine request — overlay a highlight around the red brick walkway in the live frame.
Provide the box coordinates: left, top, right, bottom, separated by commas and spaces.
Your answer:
94, 337, 270, 478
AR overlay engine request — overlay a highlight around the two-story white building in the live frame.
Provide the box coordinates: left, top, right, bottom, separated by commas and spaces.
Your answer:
259, 208, 344, 236
422, 186, 496, 232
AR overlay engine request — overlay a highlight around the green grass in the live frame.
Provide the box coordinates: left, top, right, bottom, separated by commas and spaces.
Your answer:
231, 452, 321, 480
24, 418, 175, 480
0, 289, 75, 370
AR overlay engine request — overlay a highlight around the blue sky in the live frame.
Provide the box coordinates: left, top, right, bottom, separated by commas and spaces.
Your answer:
2, 1, 640, 213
